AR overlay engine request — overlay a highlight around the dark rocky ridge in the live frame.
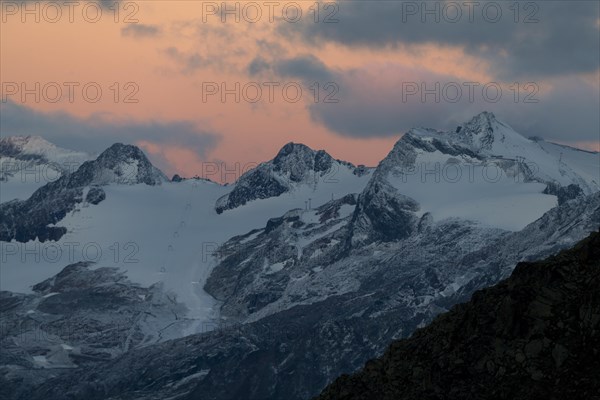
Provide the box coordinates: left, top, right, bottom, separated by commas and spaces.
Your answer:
316, 231, 600, 400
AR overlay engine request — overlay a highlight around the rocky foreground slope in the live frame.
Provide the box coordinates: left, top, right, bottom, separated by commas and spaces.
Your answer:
316, 231, 600, 400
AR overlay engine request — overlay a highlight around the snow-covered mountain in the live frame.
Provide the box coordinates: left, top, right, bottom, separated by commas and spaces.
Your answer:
1, 112, 598, 400
215, 142, 371, 213
0, 140, 371, 333
0, 143, 167, 243
1, 112, 597, 333
201, 112, 598, 324
0, 136, 92, 202
350, 112, 598, 236
0, 136, 90, 170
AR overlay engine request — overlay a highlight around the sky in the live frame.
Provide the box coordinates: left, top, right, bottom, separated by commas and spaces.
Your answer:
1, 0, 599, 181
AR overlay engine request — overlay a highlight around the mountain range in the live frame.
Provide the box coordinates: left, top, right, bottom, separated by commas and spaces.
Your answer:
0, 112, 598, 399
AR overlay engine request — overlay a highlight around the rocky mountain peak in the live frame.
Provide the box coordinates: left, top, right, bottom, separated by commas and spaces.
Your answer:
272, 142, 335, 180
215, 142, 359, 213
74, 142, 167, 186
0, 135, 49, 153
275, 142, 308, 157
450, 111, 530, 153
96, 142, 147, 162
466, 110, 497, 126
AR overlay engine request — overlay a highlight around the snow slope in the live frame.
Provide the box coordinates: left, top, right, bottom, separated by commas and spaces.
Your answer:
370, 112, 599, 231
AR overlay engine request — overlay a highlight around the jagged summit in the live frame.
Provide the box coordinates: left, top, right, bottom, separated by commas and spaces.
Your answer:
97, 142, 147, 161
69, 142, 167, 186
381, 112, 599, 200
271, 142, 336, 182
275, 141, 310, 157
215, 142, 370, 214
449, 111, 532, 154
402, 111, 530, 156
464, 110, 497, 126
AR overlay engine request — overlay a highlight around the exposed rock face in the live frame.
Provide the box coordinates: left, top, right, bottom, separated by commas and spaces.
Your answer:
205, 194, 359, 320
0, 143, 166, 242
349, 177, 420, 245
171, 174, 183, 182
215, 142, 369, 213
316, 232, 600, 400
0, 262, 189, 400
543, 182, 584, 204
69, 143, 167, 187
205, 189, 600, 327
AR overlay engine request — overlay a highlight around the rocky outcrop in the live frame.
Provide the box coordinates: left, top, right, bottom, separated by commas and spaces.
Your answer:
0, 262, 189, 400
316, 231, 600, 400
543, 182, 584, 204
205, 194, 359, 320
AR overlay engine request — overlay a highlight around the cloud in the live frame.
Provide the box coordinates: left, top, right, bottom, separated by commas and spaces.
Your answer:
251, 55, 598, 145
121, 24, 161, 38
280, 0, 599, 80
306, 65, 467, 138
248, 53, 337, 83
0, 101, 221, 173
164, 47, 211, 74
248, 56, 271, 76
497, 76, 600, 143
273, 54, 335, 83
